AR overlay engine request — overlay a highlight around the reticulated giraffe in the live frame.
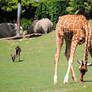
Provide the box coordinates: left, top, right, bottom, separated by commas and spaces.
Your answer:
54, 15, 92, 84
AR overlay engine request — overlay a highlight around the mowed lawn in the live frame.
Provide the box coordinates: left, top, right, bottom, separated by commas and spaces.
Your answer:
0, 30, 92, 92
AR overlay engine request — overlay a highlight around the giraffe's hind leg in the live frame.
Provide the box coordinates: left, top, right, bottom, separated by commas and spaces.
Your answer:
65, 39, 77, 83
64, 36, 78, 84
65, 39, 71, 60
54, 36, 64, 84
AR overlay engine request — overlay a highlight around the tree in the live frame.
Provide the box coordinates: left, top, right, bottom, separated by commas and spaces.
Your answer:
35, 0, 69, 27
0, 0, 39, 12
66, 0, 92, 16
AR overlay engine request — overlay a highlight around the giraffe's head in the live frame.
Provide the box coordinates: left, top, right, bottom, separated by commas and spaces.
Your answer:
77, 60, 92, 83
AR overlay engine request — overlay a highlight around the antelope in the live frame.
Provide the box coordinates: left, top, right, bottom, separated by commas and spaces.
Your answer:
54, 15, 92, 84
11, 46, 21, 62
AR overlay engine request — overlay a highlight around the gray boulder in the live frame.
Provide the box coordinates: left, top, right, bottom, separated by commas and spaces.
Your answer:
27, 20, 39, 34
34, 18, 53, 34
0, 23, 17, 38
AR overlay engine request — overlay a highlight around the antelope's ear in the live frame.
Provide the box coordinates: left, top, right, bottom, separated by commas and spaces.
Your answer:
77, 60, 82, 65
87, 63, 92, 66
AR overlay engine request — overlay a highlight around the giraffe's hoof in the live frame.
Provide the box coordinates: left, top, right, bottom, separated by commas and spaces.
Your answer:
73, 78, 78, 83
80, 80, 83, 84
63, 81, 68, 84
74, 79, 78, 83
63, 79, 68, 84
64, 76, 68, 84
54, 75, 57, 85
54, 81, 58, 85
54, 79, 58, 85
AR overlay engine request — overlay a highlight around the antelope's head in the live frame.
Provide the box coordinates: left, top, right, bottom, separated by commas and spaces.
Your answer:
77, 60, 92, 83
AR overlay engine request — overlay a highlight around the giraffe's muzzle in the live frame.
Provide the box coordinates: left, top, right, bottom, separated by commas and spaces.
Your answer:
77, 60, 92, 83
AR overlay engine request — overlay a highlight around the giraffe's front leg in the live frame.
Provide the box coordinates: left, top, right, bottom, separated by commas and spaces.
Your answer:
64, 58, 73, 84
70, 65, 77, 82
54, 35, 63, 84
64, 37, 78, 84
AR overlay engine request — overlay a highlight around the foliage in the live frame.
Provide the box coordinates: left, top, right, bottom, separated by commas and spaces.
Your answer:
35, 0, 92, 27
21, 18, 32, 29
66, 0, 92, 15
35, 0, 68, 28
0, 0, 92, 28
0, 0, 92, 15
0, 0, 18, 11
0, 0, 39, 12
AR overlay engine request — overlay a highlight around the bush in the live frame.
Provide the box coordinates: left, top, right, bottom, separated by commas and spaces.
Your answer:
21, 18, 32, 29
35, 0, 68, 28
35, 0, 92, 28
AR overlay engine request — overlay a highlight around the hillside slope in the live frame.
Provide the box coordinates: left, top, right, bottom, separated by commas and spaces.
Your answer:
0, 31, 92, 92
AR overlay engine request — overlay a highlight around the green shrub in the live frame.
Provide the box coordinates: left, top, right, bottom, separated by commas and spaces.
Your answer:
21, 18, 32, 29
35, 0, 92, 28
35, 0, 68, 28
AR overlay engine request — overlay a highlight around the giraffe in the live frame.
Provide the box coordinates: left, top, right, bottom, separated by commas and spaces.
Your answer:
54, 15, 92, 84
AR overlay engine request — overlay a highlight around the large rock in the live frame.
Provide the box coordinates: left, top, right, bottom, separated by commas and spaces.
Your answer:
0, 23, 17, 38
34, 18, 53, 34
27, 18, 53, 34
27, 20, 39, 34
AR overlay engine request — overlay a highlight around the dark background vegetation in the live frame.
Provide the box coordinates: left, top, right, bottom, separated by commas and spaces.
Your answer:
0, 0, 92, 28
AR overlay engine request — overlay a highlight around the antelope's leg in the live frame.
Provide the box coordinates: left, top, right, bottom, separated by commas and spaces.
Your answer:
18, 54, 20, 61
54, 36, 63, 84
64, 36, 78, 84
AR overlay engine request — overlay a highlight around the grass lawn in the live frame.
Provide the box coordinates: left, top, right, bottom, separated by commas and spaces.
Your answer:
0, 29, 92, 92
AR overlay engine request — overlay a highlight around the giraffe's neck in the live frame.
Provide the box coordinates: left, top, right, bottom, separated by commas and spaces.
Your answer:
83, 43, 88, 63
83, 23, 91, 63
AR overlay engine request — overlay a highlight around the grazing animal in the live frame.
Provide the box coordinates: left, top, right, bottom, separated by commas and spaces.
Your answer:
54, 15, 92, 84
11, 46, 21, 62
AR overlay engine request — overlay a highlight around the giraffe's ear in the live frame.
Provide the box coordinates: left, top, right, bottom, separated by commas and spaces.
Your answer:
77, 60, 82, 65
87, 63, 92, 66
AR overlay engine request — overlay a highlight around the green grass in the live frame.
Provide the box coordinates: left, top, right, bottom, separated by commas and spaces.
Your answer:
89, 19, 92, 27
0, 31, 92, 92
